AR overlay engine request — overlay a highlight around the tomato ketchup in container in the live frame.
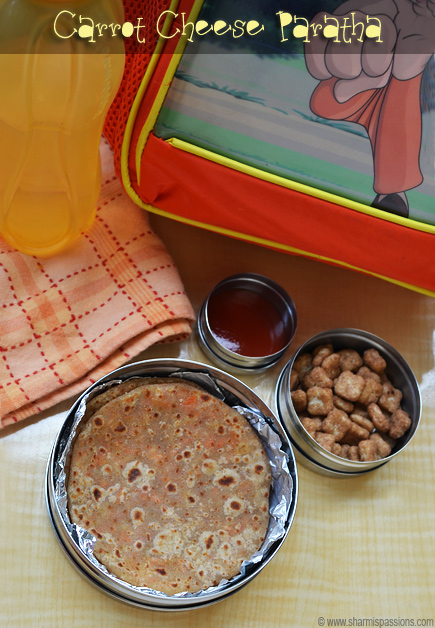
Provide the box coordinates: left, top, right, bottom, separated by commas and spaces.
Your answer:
197, 273, 297, 372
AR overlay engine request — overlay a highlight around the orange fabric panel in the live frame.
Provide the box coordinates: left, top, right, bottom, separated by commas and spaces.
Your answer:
136, 133, 435, 292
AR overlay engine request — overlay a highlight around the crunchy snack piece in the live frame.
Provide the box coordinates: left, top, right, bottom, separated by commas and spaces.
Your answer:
340, 444, 351, 459
370, 432, 393, 458
348, 446, 359, 461
334, 371, 365, 402
389, 409, 412, 439
358, 439, 378, 462
313, 343, 333, 356
332, 443, 343, 457
382, 432, 398, 448
290, 370, 300, 391
363, 349, 386, 374
314, 432, 335, 452
302, 366, 333, 390
291, 389, 307, 413
301, 417, 323, 436
367, 403, 390, 433
357, 366, 381, 383
333, 395, 354, 414
322, 409, 352, 441
378, 383, 403, 414
307, 387, 334, 416
341, 421, 370, 446
351, 404, 369, 418
358, 378, 383, 407
293, 353, 313, 378
338, 349, 363, 373
322, 353, 341, 379
349, 413, 374, 434
312, 345, 333, 366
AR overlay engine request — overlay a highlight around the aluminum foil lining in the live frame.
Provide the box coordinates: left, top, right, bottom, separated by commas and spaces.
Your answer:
53, 369, 294, 600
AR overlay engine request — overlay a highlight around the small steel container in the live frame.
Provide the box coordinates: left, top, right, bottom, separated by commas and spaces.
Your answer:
275, 329, 421, 477
46, 359, 298, 610
197, 273, 297, 374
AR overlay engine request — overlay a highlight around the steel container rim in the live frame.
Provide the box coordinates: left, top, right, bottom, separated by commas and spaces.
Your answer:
197, 273, 297, 372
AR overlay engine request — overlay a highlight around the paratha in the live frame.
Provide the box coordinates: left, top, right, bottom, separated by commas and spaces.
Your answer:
67, 379, 271, 595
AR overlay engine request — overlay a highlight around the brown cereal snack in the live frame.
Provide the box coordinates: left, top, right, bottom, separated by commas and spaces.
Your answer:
313, 344, 333, 356
367, 403, 390, 433
348, 446, 359, 461
363, 349, 386, 374
357, 366, 381, 383
291, 389, 307, 413
338, 349, 363, 373
307, 387, 334, 416
333, 395, 354, 414
322, 409, 352, 441
290, 370, 299, 391
302, 366, 333, 390
358, 378, 383, 407
293, 353, 312, 378
332, 443, 343, 457
349, 413, 374, 434
351, 404, 369, 418
340, 421, 370, 446
301, 417, 323, 436
378, 383, 403, 414
389, 409, 412, 439
312, 345, 333, 366
339, 444, 351, 459
322, 353, 341, 379
314, 432, 335, 452
369, 432, 393, 458
334, 371, 365, 402
358, 439, 378, 462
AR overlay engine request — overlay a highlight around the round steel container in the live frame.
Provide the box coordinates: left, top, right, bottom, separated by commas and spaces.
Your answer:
197, 273, 297, 374
46, 358, 298, 610
274, 329, 421, 478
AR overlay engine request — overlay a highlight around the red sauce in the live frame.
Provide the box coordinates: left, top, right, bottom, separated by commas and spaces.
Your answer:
207, 287, 290, 357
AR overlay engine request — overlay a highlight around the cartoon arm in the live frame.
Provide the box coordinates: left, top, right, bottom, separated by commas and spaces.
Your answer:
390, 0, 435, 80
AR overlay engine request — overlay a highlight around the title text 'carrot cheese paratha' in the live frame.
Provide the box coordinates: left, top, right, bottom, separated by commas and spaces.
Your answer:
67, 379, 271, 595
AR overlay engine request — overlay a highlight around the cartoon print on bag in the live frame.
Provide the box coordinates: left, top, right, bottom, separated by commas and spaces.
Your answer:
305, 0, 435, 218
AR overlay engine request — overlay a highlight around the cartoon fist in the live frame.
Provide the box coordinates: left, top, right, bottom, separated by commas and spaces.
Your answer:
305, 0, 435, 102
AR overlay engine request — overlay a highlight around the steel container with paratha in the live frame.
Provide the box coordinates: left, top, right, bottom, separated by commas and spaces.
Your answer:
46, 359, 298, 611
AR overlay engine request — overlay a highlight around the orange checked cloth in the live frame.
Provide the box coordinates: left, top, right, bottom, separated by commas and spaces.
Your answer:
0, 140, 195, 429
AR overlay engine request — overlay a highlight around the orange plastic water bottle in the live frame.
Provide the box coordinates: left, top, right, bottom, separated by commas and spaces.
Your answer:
0, 1, 125, 256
